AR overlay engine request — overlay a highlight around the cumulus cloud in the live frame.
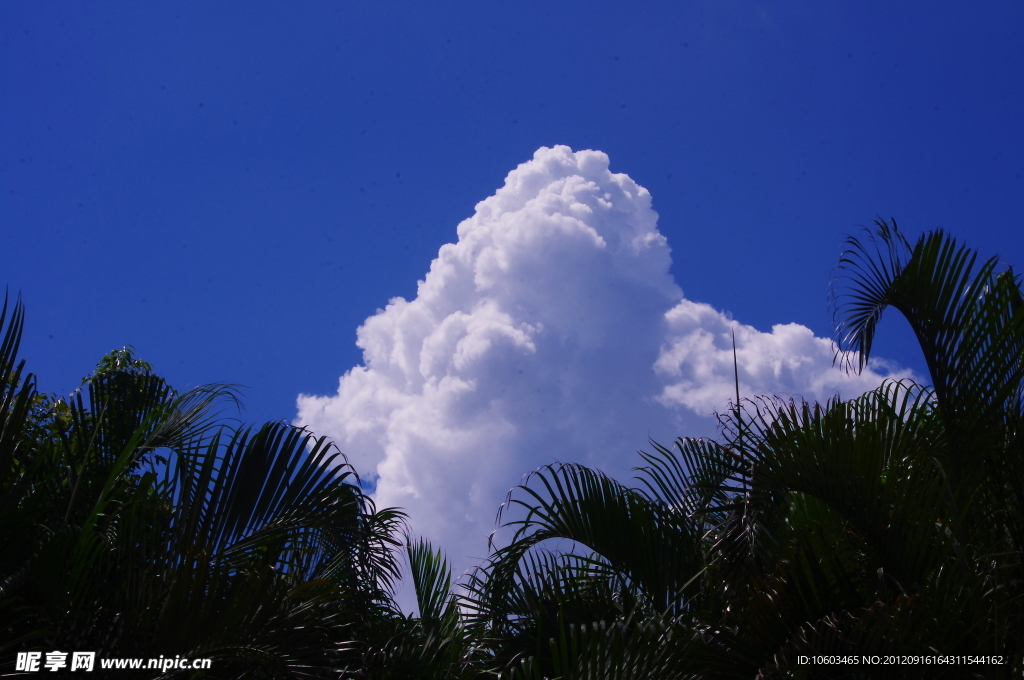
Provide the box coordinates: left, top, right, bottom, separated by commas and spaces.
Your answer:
655, 300, 896, 414
296, 146, 908, 584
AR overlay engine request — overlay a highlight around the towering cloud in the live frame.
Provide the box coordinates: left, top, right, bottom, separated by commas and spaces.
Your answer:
296, 146, 906, 579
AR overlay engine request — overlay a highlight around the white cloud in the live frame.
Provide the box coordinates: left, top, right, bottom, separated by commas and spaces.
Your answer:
296, 145, 909, 589
654, 300, 896, 414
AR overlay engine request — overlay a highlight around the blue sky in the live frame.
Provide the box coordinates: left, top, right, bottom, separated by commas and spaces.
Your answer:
4, 2, 1024, 574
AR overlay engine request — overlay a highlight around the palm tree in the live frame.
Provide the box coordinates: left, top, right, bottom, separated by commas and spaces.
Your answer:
0, 297, 407, 677
355, 538, 485, 680
464, 221, 1024, 678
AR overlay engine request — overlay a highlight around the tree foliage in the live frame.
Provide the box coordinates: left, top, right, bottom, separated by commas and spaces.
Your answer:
3, 220, 1022, 678
460, 221, 1024, 679
0, 305, 406, 677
